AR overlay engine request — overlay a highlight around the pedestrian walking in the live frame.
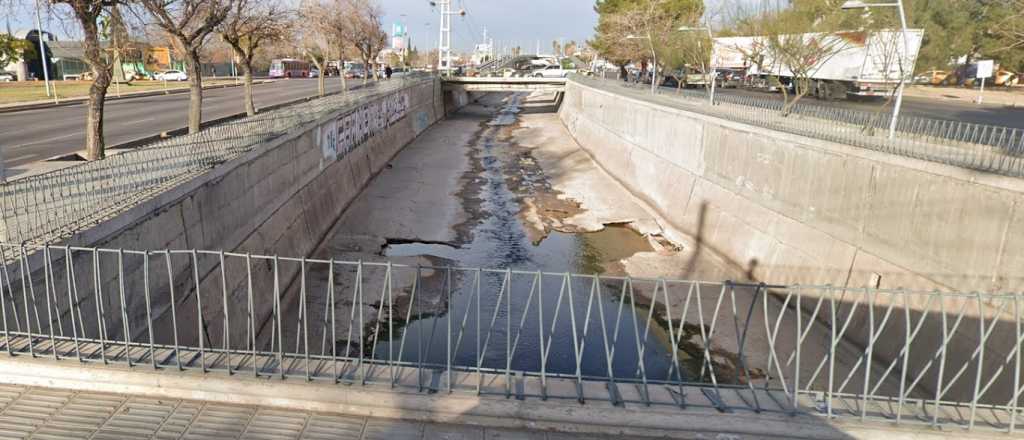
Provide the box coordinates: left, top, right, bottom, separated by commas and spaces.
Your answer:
384, 65, 393, 80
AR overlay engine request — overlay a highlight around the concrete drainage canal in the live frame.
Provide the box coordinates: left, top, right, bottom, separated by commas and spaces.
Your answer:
278, 91, 733, 387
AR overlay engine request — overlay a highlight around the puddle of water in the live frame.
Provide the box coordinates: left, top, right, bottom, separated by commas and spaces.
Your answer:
384, 242, 461, 260
374, 95, 679, 381
382, 225, 653, 274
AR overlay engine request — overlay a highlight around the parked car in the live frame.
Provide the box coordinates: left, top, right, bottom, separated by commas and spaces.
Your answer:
0, 72, 14, 82
716, 69, 744, 88
155, 70, 188, 81
531, 65, 576, 78
914, 70, 949, 85
345, 68, 366, 79
308, 68, 320, 78
995, 69, 1019, 87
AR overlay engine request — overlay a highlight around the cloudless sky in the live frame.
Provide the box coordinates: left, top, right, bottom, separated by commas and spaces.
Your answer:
4, 0, 601, 51
381, 0, 599, 52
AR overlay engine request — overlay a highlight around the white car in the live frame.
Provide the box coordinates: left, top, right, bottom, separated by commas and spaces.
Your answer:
308, 68, 320, 78
156, 70, 188, 81
532, 65, 576, 78
0, 72, 14, 82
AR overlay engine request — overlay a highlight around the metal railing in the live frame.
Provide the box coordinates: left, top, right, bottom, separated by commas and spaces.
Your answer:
579, 75, 1024, 177
1, 242, 1023, 434
0, 74, 436, 246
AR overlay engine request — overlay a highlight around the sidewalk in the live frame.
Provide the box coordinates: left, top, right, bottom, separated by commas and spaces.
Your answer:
904, 84, 1024, 107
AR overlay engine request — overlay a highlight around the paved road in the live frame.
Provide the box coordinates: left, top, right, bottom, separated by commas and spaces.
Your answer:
5, 76, 1022, 173
660, 84, 1024, 129
0, 77, 359, 169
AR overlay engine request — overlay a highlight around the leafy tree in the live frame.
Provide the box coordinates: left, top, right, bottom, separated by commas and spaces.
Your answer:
0, 33, 32, 72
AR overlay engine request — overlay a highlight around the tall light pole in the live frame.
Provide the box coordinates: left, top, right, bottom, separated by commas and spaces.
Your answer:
841, 0, 911, 139
626, 34, 656, 95
678, 25, 716, 105
429, 1, 465, 77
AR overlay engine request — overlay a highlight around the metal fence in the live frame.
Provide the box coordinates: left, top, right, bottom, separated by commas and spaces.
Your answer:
582, 75, 1024, 177
1, 242, 1023, 434
0, 74, 435, 246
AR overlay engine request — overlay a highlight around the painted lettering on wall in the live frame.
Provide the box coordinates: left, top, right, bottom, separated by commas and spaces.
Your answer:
319, 91, 410, 162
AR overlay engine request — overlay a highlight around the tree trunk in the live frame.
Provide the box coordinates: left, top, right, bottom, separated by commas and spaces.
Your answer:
318, 72, 325, 97
84, 68, 111, 160
241, 62, 255, 116
340, 70, 347, 94
73, 5, 110, 161
185, 50, 204, 134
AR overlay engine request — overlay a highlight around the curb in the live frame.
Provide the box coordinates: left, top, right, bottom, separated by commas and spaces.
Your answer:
0, 79, 275, 114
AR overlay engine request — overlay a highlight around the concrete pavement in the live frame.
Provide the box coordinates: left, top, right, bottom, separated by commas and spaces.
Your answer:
0, 382, 627, 440
658, 85, 1024, 129
0, 77, 360, 171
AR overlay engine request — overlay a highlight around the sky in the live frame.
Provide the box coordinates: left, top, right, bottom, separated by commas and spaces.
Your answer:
381, 0, 599, 52
4, 0, 601, 51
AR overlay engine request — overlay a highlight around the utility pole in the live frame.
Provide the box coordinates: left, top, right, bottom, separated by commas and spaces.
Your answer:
33, 0, 52, 97
431, 0, 464, 77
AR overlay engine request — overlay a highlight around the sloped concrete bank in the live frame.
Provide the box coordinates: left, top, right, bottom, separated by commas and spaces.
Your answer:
557, 77, 1024, 403
9, 79, 449, 349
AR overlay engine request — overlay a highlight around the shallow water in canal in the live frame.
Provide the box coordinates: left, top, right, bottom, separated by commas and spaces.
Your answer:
373, 96, 681, 381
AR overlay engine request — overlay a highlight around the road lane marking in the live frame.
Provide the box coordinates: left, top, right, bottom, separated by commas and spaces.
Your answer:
122, 117, 157, 125
10, 132, 78, 149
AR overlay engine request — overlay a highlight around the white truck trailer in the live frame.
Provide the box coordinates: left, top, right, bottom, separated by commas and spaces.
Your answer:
712, 30, 924, 100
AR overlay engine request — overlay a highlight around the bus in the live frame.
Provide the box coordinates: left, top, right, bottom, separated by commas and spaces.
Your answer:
269, 58, 310, 78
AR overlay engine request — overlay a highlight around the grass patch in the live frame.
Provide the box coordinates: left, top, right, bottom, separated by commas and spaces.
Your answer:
0, 79, 240, 105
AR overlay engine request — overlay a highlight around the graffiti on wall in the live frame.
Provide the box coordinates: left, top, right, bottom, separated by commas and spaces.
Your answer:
319, 91, 411, 163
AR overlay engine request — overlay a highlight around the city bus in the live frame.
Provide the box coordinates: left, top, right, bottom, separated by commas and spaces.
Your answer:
269, 58, 310, 78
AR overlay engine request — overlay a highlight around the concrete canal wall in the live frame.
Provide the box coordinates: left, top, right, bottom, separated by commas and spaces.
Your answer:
558, 77, 1024, 402
10, 79, 448, 348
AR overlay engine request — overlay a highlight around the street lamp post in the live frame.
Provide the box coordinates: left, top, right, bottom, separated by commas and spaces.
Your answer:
678, 25, 715, 105
625, 34, 656, 94
33, 0, 52, 97
841, 0, 910, 139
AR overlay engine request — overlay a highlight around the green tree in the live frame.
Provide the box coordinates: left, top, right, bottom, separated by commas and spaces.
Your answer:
0, 34, 32, 72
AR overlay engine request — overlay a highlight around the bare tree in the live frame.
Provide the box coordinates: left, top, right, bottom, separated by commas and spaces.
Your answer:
760, 1, 858, 114
50, 0, 116, 160
347, 0, 386, 84
298, 0, 349, 97
219, 0, 291, 116
140, 0, 233, 134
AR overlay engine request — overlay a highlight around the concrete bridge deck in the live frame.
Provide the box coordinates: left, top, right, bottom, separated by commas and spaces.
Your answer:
441, 77, 566, 92
0, 382, 602, 440
0, 334, 1010, 439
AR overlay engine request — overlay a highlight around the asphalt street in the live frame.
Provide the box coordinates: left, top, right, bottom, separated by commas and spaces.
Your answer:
3, 76, 1023, 173
0, 77, 356, 169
